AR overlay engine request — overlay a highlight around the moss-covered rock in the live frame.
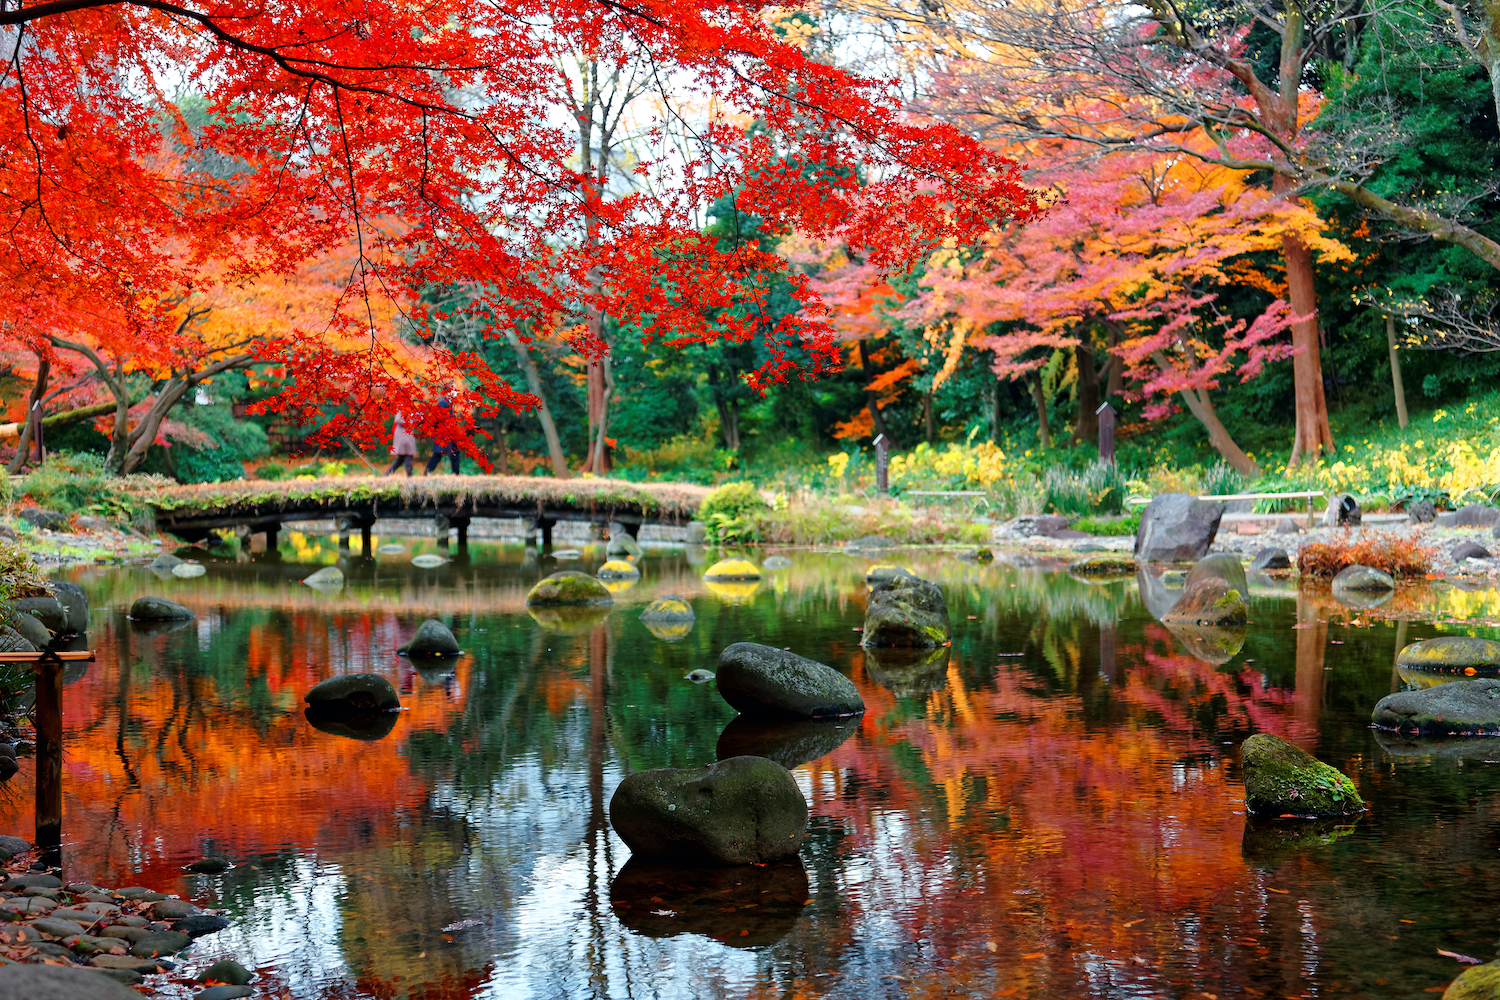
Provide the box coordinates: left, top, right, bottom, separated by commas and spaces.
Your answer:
596, 559, 641, 580
525, 570, 614, 606
1331, 564, 1395, 593
717, 642, 864, 719
1240, 733, 1364, 818
1163, 622, 1247, 665
1160, 578, 1248, 626
1185, 552, 1249, 595
1396, 637, 1500, 676
864, 564, 915, 585
608, 755, 808, 866
1372, 679, 1500, 735
861, 576, 950, 648
640, 595, 694, 622
703, 558, 761, 582
1067, 554, 1137, 578
864, 645, 951, 696
1443, 960, 1500, 999
527, 606, 612, 633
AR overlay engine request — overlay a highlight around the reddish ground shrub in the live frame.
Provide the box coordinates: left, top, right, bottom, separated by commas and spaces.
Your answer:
1296, 530, 1435, 578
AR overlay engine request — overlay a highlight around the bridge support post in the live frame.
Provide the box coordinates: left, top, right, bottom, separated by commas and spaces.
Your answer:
34, 651, 62, 866
361, 522, 372, 555
453, 518, 470, 550
264, 525, 279, 553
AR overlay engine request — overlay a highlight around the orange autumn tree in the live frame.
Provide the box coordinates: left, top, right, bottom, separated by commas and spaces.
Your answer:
0, 1, 1042, 463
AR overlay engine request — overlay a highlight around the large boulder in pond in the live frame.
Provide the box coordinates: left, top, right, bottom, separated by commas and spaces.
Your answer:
50, 582, 88, 636
1371, 679, 1500, 736
608, 755, 808, 866
15, 595, 65, 634
703, 558, 760, 582
862, 575, 949, 648
1133, 494, 1225, 563
525, 570, 613, 606
716, 642, 864, 720
1160, 578, 1247, 626
1331, 564, 1395, 594
398, 619, 460, 657
1396, 637, 1500, 676
0, 963, 141, 1000
129, 596, 193, 621
304, 673, 399, 714
3, 610, 48, 649
1240, 733, 1364, 818
1184, 552, 1249, 596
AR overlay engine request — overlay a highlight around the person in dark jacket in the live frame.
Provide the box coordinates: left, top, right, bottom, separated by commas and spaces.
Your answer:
424, 398, 464, 475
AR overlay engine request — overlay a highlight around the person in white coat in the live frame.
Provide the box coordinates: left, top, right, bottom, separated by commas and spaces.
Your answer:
386, 412, 418, 476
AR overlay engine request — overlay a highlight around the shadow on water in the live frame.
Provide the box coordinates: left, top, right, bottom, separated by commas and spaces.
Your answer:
610, 856, 809, 947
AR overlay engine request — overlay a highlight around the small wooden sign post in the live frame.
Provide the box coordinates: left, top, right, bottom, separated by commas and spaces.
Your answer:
873, 434, 889, 494
1096, 402, 1116, 465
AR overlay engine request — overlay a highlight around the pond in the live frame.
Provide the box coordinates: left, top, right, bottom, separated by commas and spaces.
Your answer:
4, 535, 1500, 999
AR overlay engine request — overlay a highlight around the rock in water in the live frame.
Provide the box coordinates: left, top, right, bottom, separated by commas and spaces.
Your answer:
172, 562, 207, 578
526, 570, 613, 606
398, 619, 461, 656
1372, 679, 1500, 735
1185, 553, 1249, 596
200, 960, 252, 985
16, 596, 65, 634
147, 553, 184, 570
51, 581, 89, 636
640, 596, 694, 623
716, 642, 864, 719
1454, 540, 1492, 561
596, 559, 641, 580
702, 558, 761, 581
1397, 637, 1500, 675
1160, 579, 1248, 626
1133, 494, 1225, 563
1442, 961, 1500, 1000
1240, 733, 1364, 818
1068, 554, 1137, 578
0, 964, 140, 999
183, 857, 232, 875
605, 529, 642, 559
763, 555, 794, 570
129, 596, 193, 621
686, 669, 715, 683
862, 576, 950, 648
1323, 493, 1362, 527
0, 625, 34, 654
411, 554, 448, 568
863, 564, 914, 585
302, 566, 344, 588
376, 543, 406, 554
304, 673, 400, 713
4, 609, 49, 648
864, 646, 952, 696
1250, 547, 1292, 572
608, 755, 808, 865
1331, 564, 1395, 594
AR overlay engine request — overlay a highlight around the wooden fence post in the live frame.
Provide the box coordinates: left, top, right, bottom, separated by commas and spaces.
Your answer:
34, 649, 63, 861
1096, 402, 1116, 465
874, 434, 889, 495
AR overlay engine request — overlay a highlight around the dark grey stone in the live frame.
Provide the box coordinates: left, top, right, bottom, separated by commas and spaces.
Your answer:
95, 970, 144, 986
1323, 493, 1362, 527
1453, 540, 1492, 561
1441, 504, 1500, 528
397, 619, 460, 657
1408, 499, 1436, 524
861, 576, 949, 648
1183, 553, 1248, 595
1274, 518, 1303, 535
304, 673, 399, 712
608, 755, 808, 865
195, 986, 254, 1000
173, 914, 230, 938
15, 597, 64, 635
146, 554, 184, 571
3, 874, 61, 890
1133, 494, 1225, 563
716, 717, 858, 769
29, 918, 84, 938
0, 626, 34, 654
1331, 564, 1396, 593
182, 858, 231, 875
149, 899, 198, 920
200, 960, 251, 985
129, 596, 193, 621
130, 929, 190, 957
17, 508, 69, 531
1249, 546, 1292, 572
1373, 679, 1500, 735
49, 583, 88, 637
0, 963, 140, 999
716, 643, 864, 720
99, 926, 147, 944
3, 611, 49, 649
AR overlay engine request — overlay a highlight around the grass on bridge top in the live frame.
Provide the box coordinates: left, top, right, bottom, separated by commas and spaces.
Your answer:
132, 473, 713, 516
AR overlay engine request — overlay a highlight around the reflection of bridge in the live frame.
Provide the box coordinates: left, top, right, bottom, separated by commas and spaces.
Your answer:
143, 475, 709, 549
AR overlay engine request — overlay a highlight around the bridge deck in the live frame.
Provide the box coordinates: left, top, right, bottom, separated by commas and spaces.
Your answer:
138, 474, 711, 541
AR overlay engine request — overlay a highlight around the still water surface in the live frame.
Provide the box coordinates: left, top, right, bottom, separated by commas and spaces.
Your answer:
5, 538, 1500, 999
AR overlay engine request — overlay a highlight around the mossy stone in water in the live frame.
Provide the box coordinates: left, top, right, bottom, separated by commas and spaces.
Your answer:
4, 610, 49, 648
1396, 637, 1500, 675
398, 619, 460, 656
1331, 564, 1395, 593
640, 596, 694, 623
1160, 578, 1248, 626
1185, 552, 1249, 595
304, 672, 399, 712
129, 596, 193, 621
1372, 679, 1500, 735
1444, 961, 1500, 999
16, 596, 65, 633
608, 755, 808, 865
1068, 554, 1137, 578
596, 559, 640, 580
864, 564, 914, 585
1240, 733, 1364, 818
862, 576, 949, 648
526, 570, 613, 606
703, 558, 760, 582
716, 642, 864, 719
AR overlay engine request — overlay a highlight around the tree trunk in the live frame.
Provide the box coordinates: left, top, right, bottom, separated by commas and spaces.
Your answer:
991, 375, 1002, 443
588, 352, 613, 474
858, 341, 896, 446
1028, 374, 1051, 449
923, 388, 934, 444
1280, 226, 1335, 465
496, 425, 509, 474
1104, 321, 1124, 404
1386, 315, 1409, 429
1072, 341, 1099, 444
503, 328, 570, 479
51, 338, 132, 473
6, 358, 48, 475
715, 397, 741, 451
1156, 352, 1261, 477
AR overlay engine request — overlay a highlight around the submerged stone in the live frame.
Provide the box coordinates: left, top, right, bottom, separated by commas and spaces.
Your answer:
398, 619, 460, 657
763, 555, 794, 570
130, 596, 193, 621
1372, 679, 1500, 736
1160, 578, 1248, 626
596, 559, 641, 580
702, 558, 761, 582
304, 673, 399, 712
1240, 733, 1364, 818
862, 576, 950, 648
525, 570, 613, 606
716, 642, 864, 720
608, 755, 808, 865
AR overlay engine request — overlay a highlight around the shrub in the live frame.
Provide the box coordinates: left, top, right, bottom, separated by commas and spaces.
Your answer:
20, 453, 147, 521
1297, 530, 1435, 578
697, 481, 768, 543
174, 444, 245, 484
256, 461, 289, 481
1042, 461, 1128, 516
1201, 461, 1245, 498
1072, 511, 1142, 536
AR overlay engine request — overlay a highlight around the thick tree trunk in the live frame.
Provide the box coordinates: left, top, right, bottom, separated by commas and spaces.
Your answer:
503, 328, 570, 479
1155, 352, 1261, 477
1386, 315, 1409, 429
991, 375, 1002, 443
1072, 341, 1099, 444
1028, 374, 1051, 449
1104, 321, 1124, 404
7, 358, 48, 474
1280, 227, 1335, 465
496, 425, 509, 474
588, 352, 613, 474
715, 397, 741, 451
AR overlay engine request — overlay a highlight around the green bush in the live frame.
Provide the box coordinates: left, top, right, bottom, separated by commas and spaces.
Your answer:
174, 445, 245, 484
256, 461, 289, 481
1201, 461, 1246, 498
697, 481, 768, 543
20, 453, 146, 520
1071, 511, 1142, 536
1042, 461, 1128, 516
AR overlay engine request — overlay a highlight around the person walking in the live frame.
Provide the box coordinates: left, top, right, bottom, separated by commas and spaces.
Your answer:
424, 398, 464, 476
386, 412, 417, 476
